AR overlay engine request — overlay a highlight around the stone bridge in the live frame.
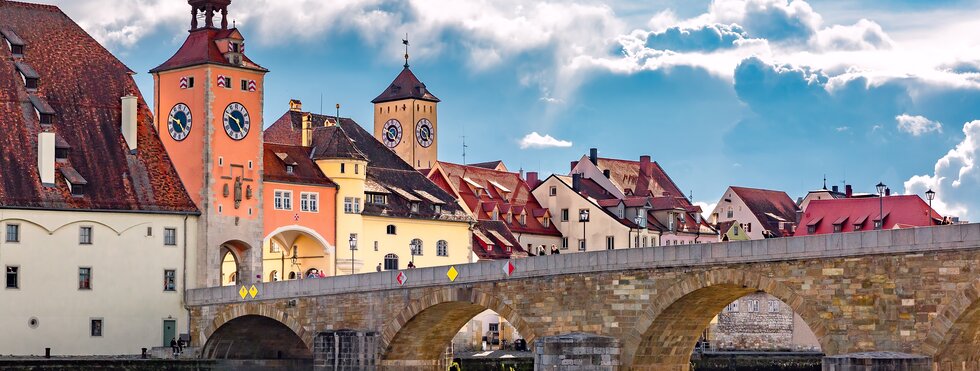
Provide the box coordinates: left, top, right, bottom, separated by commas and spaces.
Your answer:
186, 223, 980, 370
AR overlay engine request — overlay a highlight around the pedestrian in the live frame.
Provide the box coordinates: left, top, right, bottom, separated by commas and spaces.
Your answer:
540, 245, 548, 255
177, 337, 184, 355
170, 338, 178, 357
551, 244, 560, 255
376, 263, 382, 272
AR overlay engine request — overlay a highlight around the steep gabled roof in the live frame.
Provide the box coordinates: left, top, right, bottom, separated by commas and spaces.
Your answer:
594, 157, 688, 203
0, 1, 196, 213
371, 66, 440, 104
309, 125, 368, 161
729, 186, 798, 237
796, 195, 940, 236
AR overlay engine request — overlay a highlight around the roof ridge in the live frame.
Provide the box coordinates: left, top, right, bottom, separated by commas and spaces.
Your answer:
2, 1, 62, 12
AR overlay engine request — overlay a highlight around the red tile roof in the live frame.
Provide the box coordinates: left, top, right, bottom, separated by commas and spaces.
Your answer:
262, 143, 336, 187
432, 161, 561, 237
472, 220, 527, 260
371, 66, 440, 104
595, 157, 687, 202
150, 28, 266, 73
729, 186, 799, 237
795, 195, 941, 236
0, 1, 197, 213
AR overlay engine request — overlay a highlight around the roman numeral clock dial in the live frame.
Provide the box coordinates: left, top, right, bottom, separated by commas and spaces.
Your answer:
223, 102, 251, 141
167, 103, 192, 141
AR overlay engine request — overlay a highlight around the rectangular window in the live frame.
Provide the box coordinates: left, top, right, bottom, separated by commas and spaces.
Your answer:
807, 225, 816, 234
274, 190, 293, 210
90, 319, 103, 337
344, 197, 361, 214
240, 79, 248, 91
874, 220, 883, 230
79, 226, 93, 245
187, 77, 195, 88
270, 241, 281, 253
768, 300, 779, 313
833, 224, 842, 233
578, 239, 586, 251
561, 237, 568, 249
726, 301, 738, 312
374, 241, 379, 251
5, 224, 19, 243
748, 300, 760, 313
434, 205, 442, 214
561, 209, 569, 222
340, 163, 345, 173
223, 76, 232, 88
489, 323, 499, 332
746, 223, 751, 233
164, 228, 177, 246
164, 270, 176, 291
6, 266, 18, 289
410, 202, 419, 213
301, 192, 319, 212
549, 186, 557, 196
146, 227, 153, 236
606, 236, 615, 250
78, 267, 92, 290
543, 217, 550, 228
354, 164, 359, 174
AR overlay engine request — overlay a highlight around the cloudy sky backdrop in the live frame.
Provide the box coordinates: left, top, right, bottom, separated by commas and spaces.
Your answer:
41, 0, 980, 220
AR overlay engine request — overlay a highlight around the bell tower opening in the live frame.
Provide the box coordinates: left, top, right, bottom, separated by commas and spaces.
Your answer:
189, 0, 232, 30
372, 39, 441, 170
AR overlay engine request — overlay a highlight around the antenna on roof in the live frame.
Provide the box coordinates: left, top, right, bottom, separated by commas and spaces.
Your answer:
689, 190, 693, 202
462, 135, 468, 165
336, 103, 341, 124
320, 93, 323, 115
822, 174, 827, 190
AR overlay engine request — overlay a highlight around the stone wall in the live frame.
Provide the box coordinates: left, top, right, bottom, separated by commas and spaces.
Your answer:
712, 292, 799, 351
534, 333, 620, 370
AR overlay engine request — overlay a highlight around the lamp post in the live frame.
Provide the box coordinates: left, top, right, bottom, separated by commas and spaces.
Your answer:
631, 215, 644, 248
579, 209, 590, 251
876, 182, 887, 230
410, 239, 418, 266
349, 234, 357, 275
925, 189, 936, 225
290, 246, 298, 279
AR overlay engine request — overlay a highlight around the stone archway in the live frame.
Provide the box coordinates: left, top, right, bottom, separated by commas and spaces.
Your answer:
625, 269, 829, 370
263, 226, 336, 279
201, 304, 313, 359
926, 279, 980, 369
218, 240, 255, 286
379, 288, 536, 367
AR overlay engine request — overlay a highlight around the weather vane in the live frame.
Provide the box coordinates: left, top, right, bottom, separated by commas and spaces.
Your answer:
402, 34, 410, 68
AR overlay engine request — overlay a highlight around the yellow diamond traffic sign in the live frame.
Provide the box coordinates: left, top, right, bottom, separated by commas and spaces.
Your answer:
249, 285, 258, 298
238, 286, 248, 299
447, 266, 459, 282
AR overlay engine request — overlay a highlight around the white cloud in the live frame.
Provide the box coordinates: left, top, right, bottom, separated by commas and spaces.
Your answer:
835, 126, 849, 132
694, 201, 718, 216
896, 114, 943, 136
904, 120, 980, 221
519, 132, 573, 149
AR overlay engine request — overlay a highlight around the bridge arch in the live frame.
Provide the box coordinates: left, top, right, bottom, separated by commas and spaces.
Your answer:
201, 304, 313, 359
625, 269, 828, 370
926, 278, 980, 367
379, 288, 536, 365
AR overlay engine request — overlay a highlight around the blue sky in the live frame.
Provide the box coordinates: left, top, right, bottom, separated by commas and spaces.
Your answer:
46, 0, 980, 221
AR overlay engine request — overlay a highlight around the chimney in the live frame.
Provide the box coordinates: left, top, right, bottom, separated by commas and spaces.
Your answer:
572, 173, 582, 192
832, 185, 839, 193
289, 99, 303, 112
38, 131, 55, 185
845, 184, 852, 198
121, 95, 138, 152
589, 148, 598, 165
603, 169, 611, 178
639, 155, 652, 175
570, 161, 578, 172
885, 187, 891, 197
526, 172, 539, 188
301, 113, 313, 147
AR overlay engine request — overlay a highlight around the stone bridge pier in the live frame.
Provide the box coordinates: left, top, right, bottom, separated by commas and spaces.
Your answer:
186, 224, 980, 370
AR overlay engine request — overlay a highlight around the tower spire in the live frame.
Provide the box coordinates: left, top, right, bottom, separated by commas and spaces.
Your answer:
402, 34, 410, 68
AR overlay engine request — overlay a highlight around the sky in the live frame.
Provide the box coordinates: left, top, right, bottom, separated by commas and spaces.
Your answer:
41, 0, 980, 221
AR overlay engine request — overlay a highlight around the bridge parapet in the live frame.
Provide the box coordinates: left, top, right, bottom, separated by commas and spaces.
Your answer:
186, 223, 980, 306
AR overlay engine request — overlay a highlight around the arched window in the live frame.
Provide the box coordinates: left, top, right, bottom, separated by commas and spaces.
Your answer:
386, 225, 397, 235
437, 240, 448, 257
288, 272, 296, 280
384, 254, 399, 270
270, 270, 279, 282
411, 238, 423, 256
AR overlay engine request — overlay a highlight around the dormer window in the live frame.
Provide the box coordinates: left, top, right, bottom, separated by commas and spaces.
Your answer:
505, 213, 512, 224
410, 202, 420, 213
543, 216, 551, 228
60, 167, 87, 197
285, 165, 294, 174
434, 205, 442, 214
15, 62, 39, 90
491, 209, 499, 221
2, 29, 25, 56
519, 213, 526, 226
29, 96, 55, 126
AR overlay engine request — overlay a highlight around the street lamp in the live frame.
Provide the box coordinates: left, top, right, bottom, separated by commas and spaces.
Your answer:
579, 209, 590, 251
631, 215, 645, 248
925, 189, 936, 225
349, 234, 357, 275
290, 246, 298, 279
876, 182, 886, 230
410, 239, 418, 266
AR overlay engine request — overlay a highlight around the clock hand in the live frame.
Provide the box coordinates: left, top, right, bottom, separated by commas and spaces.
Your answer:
226, 114, 241, 131
169, 116, 185, 131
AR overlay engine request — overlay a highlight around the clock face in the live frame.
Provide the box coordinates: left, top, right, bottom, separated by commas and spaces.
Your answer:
167, 103, 192, 141
382, 119, 403, 148
222, 102, 251, 141
415, 118, 434, 148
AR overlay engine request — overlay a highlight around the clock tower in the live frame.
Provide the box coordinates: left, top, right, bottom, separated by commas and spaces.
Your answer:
373, 47, 440, 169
151, 0, 268, 288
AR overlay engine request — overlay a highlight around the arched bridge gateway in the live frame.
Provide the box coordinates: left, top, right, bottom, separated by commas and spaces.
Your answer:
185, 223, 980, 370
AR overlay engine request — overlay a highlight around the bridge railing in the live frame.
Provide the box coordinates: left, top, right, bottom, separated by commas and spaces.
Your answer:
186, 223, 980, 306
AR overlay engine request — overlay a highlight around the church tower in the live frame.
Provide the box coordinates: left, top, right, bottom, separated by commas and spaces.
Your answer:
151, 0, 268, 288
373, 41, 440, 169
